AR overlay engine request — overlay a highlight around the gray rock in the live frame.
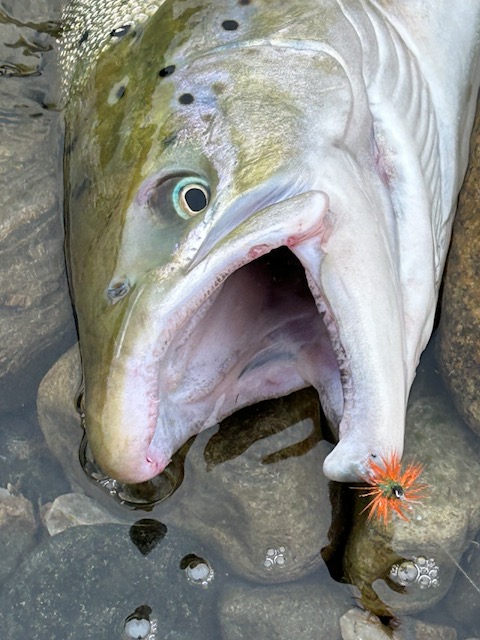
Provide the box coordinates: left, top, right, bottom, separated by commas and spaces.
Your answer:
445, 533, 480, 634
0, 487, 37, 584
411, 620, 457, 640
0, 522, 223, 639
0, 0, 62, 23
340, 608, 458, 640
0, 412, 71, 505
340, 608, 394, 640
36, 345, 86, 494
0, 0, 76, 412
220, 580, 352, 640
438, 89, 480, 437
344, 349, 480, 617
166, 390, 337, 584
41, 493, 126, 536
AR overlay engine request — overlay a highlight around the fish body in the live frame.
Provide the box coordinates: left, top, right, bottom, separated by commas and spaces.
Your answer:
62, 0, 480, 484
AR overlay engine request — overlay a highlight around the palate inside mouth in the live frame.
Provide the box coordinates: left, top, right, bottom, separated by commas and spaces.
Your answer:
163, 246, 344, 427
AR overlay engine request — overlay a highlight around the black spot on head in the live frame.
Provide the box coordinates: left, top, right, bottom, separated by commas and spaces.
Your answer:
222, 19, 239, 30
116, 85, 126, 99
159, 64, 176, 77
162, 132, 178, 147
78, 30, 89, 45
110, 24, 132, 38
239, 0, 251, 4
179, 93, 194, 105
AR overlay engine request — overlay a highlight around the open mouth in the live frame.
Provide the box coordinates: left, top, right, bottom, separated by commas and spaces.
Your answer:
87, 190, 362, 484
161, 246, 344, 422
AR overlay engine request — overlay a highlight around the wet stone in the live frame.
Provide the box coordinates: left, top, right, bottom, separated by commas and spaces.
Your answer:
344, 345, 480, 617
41, 493, 126, 536
445, 531, 480, 634
0, 486, 37, 584
163, 387, 339, 584
220, 580, 352, 640
0, 0, 76, 411
0, 411, 71, 505
439, 93, 480, 436
340, 608, 458, 640
0, 523, 223, 639
37, 346, 89, 495
340, 608, 394, 640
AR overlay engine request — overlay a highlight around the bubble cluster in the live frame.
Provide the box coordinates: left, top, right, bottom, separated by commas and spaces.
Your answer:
389, 555, 439, 589
263, 546, 287, 569
59, 0, 161, 99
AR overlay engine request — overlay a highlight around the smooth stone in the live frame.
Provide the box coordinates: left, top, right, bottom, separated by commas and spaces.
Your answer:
411, 620, 457, 640
340, 608, 395, 640
41, 493, 126, 536
438, 91, 480, 435
0, 0, 76, 412
344, 350, 480, 617
0, 523, 223, 639
162, 387, 339, 584
0, 411, 71, 505
0, 0, 62, 23
445, 531, 480, 634
0, 487, 37, 583
340, 608, 458, 640
220, 580, 352, 640
37, 345, 86, 494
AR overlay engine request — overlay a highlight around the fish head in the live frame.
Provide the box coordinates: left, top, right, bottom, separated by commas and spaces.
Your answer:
67, 5, 412, 485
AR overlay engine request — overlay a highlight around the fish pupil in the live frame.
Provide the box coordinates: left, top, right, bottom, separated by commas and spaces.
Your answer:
222, 20, 239, 30
184, 187, 208, 212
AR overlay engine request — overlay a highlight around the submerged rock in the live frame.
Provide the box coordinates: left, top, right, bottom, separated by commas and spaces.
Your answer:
0, 486, 37, 584
0, 522, 223, 639
41, 493, 126, 536
340, 608, 458, 640
220, 580, 352, 640
163, 387, 341, 584
439, 97, 480, 436
445, 531, 480, 635
0, 0, 76, 411
344, 355, 480, 617
0, 411, 71, 505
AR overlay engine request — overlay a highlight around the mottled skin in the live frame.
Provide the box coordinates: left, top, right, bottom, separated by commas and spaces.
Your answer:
64, 0, 480, 484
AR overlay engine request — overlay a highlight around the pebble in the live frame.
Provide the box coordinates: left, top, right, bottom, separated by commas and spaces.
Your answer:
41, 493, 126, 535
220, 581, 352, 640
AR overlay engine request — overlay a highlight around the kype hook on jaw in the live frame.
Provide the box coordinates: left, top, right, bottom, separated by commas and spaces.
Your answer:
353, 452, 429, 526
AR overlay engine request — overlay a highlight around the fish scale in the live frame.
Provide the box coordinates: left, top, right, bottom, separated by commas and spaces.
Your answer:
59, 0, 162, 96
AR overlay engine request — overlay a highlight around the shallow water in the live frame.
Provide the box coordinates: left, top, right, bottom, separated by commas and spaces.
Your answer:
1, 2, 480, 639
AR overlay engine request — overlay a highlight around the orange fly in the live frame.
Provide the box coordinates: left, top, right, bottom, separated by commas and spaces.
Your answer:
357, 453, 428, 526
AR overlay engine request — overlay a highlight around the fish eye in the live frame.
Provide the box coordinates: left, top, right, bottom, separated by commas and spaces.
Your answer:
172, 177, 210, 219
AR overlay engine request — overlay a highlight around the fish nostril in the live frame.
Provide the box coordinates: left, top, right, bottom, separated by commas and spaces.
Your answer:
106, 277, 131, 303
